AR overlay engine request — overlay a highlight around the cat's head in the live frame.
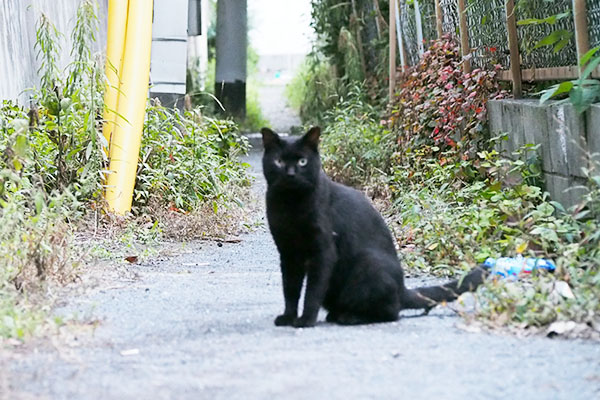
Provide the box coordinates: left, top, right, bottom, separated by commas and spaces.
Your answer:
261, 127, 321, 192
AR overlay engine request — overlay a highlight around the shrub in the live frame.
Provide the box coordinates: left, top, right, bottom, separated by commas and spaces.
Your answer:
319, 85, 394, 187
135, 104, 250, 213
388, 37, 507, 160
285, 54, 343, 125
0, 1, 252, 340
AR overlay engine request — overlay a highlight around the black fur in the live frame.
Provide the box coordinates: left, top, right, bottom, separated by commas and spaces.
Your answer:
262, 127, 487, 328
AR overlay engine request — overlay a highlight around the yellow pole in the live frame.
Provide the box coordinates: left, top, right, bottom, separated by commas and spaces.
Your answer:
105, 0, 153, 214
102, 0, 129, 152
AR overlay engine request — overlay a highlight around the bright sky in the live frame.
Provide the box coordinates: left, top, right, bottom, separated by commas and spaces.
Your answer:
248, 0, 314, 55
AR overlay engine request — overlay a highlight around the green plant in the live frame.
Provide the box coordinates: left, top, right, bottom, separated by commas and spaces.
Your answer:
539, 46, 600, 113
0, 0, 252, 340
30, 1, 107, 201
135, 103, 250, 213
286, 54, 344, 125
388, 37, 506, 160
389, 142, 600, 334
320, 85, 394, 187
0, 1, 104, 339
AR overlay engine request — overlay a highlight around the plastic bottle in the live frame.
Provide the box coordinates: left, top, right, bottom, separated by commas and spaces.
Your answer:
482, 255, 556, 278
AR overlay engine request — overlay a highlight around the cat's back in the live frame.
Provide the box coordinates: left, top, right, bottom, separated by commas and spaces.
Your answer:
327, 179, 394, 250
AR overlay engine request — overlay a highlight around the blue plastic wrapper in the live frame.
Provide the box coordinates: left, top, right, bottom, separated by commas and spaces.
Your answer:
483, 256, 556, 278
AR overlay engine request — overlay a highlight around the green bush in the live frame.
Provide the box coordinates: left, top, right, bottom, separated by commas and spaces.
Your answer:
0, 1, 251, 340
285, 54, 342, 125
318, 81, 600, 335
319, 85, 393, 187
135, 104, 250, 213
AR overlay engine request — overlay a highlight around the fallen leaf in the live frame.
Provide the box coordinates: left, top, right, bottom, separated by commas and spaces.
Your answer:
124, 256, 138, 264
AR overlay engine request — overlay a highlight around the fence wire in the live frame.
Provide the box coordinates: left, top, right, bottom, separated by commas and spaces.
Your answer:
400, 1, 420, 66
466, 0, 510, 70
588, 0, 600, 49
419, 0, 438, 43
396, 0, 593, 76
439, 0, 459, 36
515, 0, 577, 69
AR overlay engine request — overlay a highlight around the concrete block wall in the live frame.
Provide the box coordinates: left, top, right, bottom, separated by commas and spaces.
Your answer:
488, 99, 598, 208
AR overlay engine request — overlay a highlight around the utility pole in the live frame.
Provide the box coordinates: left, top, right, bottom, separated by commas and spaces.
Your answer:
215, 0, 247, 119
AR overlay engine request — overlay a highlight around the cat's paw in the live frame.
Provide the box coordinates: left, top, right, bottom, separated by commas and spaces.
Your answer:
292, 316, 316, 328
274, 314, 296, 326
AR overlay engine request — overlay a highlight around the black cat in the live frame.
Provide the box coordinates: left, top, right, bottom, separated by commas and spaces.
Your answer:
262, 127, 487, 328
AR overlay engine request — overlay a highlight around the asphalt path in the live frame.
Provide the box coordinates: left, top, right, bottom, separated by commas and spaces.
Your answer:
3, 146, 599, 400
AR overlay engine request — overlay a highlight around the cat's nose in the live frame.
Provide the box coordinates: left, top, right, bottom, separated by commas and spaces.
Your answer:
286, 166, 296, 177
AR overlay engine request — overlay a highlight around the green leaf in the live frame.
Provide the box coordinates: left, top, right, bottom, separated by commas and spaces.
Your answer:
85, 141, 93, 160
12, 159, 23, 171
540, 81, 573, 104
569, 86, 600, 114
580, 55, 600, 81
14, 134, 29, 158
34, 191, 45, 215
579, 46, 600, 66
533, 30, 572, 51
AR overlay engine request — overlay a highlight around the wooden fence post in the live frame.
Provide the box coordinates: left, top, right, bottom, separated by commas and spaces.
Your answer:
435, 0, 443, 39
572, 0, 590, 74
457, 0, 471, 73
389, 0, 397, 99
505, 0, 523, 98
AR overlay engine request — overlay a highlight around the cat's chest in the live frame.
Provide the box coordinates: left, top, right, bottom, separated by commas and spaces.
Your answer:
266, 200, 331, 251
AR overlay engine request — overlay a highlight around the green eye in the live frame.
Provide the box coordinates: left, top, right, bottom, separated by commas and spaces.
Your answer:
274, 158, 284, 168
298, 158, 308, 167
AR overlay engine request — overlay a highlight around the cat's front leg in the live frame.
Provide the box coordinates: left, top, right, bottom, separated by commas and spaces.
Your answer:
294, 245, 336, 328
274, 259, 304, 326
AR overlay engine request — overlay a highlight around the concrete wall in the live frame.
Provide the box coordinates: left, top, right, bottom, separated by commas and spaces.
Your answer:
0, 0, 108, 104
488, 99, 599, 207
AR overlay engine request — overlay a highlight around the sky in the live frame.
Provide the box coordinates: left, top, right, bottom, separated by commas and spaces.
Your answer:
248, 0, 314, 56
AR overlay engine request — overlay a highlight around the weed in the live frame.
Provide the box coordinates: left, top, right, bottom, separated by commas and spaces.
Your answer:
0, 1, 251, 340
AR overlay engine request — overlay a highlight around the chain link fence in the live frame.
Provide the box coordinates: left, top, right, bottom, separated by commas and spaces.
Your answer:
396, 0, 597, 82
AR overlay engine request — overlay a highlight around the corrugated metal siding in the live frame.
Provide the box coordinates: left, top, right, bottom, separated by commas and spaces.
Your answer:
0, 0, 108, 103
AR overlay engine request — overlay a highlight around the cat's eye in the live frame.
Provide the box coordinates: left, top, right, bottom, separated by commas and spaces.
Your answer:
298, 158, 308, 167
274, 158, 284, 168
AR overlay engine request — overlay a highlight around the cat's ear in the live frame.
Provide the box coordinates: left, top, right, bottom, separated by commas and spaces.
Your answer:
302, 126, 321, 151
261, 128, 281, 151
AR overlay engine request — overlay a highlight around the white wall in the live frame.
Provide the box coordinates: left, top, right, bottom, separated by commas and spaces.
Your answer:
0, 0, 108, 104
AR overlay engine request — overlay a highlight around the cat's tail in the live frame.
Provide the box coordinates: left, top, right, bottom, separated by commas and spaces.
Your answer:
400, 266, 488, 311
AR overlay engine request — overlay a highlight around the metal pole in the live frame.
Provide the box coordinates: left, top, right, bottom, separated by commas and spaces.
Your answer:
414, 0, 424, 55
389, 0, 396, 99
395, 0, 406, 69
505, 0, 522, 98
